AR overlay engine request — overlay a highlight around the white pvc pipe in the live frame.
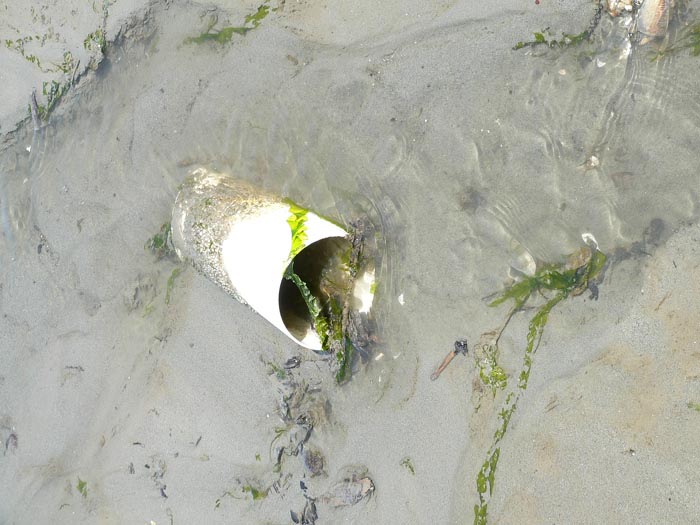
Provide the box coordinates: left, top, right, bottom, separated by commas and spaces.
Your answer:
171, 168, 350, 350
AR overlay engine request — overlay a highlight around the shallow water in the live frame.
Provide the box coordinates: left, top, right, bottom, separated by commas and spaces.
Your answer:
2, 1, 700, 523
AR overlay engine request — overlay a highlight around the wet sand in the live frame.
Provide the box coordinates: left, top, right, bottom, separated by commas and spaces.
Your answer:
1, 1, 700, 524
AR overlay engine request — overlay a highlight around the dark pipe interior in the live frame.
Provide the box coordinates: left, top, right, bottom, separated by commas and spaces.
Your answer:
278, 236, 350, 344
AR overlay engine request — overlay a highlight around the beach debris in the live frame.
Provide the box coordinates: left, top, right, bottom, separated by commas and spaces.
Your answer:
582, 154, 600, 171
508, 242, 537, 280
287, 416, 314, 457
270, 418, 314, 471
29, 89, 41, 131
291, 499, 318, 524
171, 169, 377, 382
1, 418, 18, 456
4, 432, 18, 454
284, 356, 302, 370
608, 0, 680, 49
320, 472, 375, 507
269, 369, 331, 473
515, 0, 678, 54
4, 431, 18, 455
145, 455, 168, 497
606, 0, 634, 17
301, 448, 325, 477
430, 339, 469, 381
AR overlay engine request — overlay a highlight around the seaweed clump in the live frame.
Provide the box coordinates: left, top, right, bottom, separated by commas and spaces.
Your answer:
145, 222, 175, 260
513, 3, 604, 51
184, 2, 273, 45
473, 243, 606, 524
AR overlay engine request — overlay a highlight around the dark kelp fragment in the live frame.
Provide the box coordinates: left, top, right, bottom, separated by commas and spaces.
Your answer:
291, 499, 318, 524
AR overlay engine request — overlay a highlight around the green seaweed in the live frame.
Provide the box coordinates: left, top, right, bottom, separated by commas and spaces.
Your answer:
513, 4, 603, 51
473, 247, 606, 523
6, 37, 75, 75
83, 29, 106, 52
335, 338, 354, 384
185, 2, 271, 45
245, 4, 271, 28
54, 51, 75, 74
242, 484, 268, 500
269, 426, 288, 462
32, 80, 70, 120
284, 264, 330, 349
185, 26, 251, 45
266, 361, 287, 380
5, 36, 46, 71
76, 477, 88, 498
475, 448, 499, 499
477, 344, 508, 395
165, 267, 183, 305
326, 297, 351, 383
145, 222, 174, 260
688, 401, 700, 412
400, 457, 416, 475
215, 482, 269, 508
514, 28, 591, 50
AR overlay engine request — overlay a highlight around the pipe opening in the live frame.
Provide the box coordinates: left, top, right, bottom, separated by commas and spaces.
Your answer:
279, 236, 351, 348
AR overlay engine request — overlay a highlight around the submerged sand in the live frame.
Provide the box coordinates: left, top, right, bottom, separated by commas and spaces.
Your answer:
1, 1, 699, 524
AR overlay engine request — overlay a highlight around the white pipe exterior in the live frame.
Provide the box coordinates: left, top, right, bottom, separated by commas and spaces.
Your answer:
171, 168, 348, 350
